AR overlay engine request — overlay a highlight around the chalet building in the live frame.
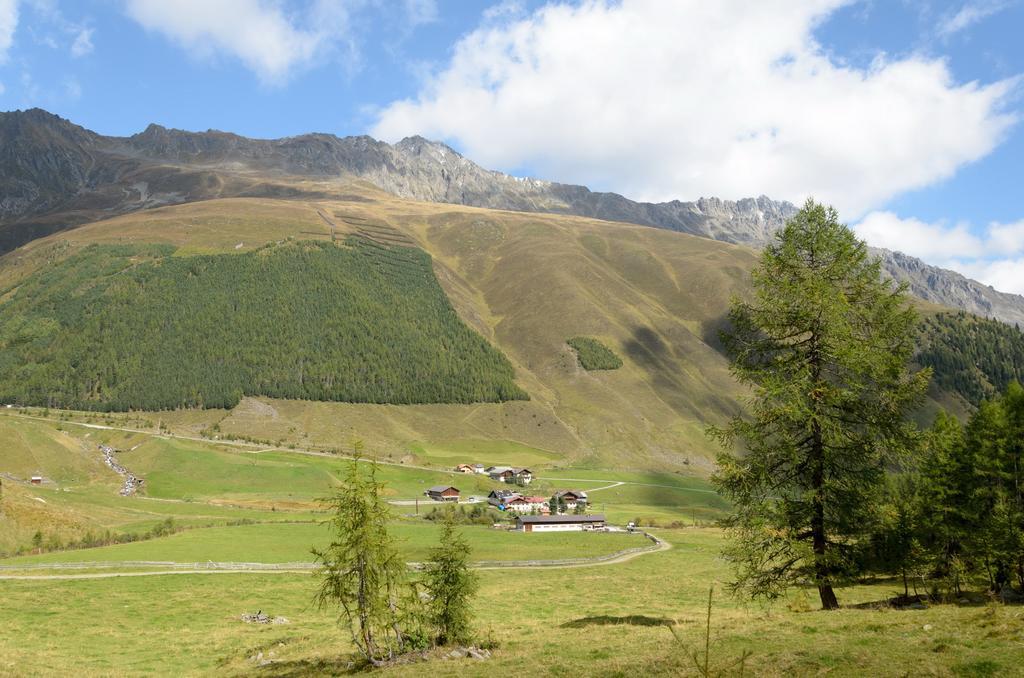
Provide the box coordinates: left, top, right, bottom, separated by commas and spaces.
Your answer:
512, 468, 534, 486
425, 485, 460, 502
473, 464, 486, 474
516, 514, 607, 532
500, 495, 548, 513
454, 464, 475, 474
30, 476, 43, 485
553, 490, 588, 511
504, 495, 530, 512
524, 496, 550, 513
488, 467, 515, 483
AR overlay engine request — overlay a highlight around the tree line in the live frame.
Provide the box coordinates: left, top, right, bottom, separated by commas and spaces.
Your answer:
0, 238, 527, 411
864, 382, 1024, 597
916, 311, 1024, 406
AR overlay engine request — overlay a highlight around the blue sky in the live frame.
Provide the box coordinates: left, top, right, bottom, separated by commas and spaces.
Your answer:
1, 0, 1022, 293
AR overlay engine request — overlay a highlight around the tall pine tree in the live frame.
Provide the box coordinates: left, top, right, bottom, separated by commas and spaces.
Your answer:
711, 200, 929, 610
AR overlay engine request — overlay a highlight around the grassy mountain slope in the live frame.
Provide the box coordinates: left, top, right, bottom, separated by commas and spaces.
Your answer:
0, 192, 756, 470
0, 188, 985, 471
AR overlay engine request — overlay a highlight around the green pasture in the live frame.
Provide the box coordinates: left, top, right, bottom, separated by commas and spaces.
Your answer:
1, 522, 646, 567
1, 529, 1020, 676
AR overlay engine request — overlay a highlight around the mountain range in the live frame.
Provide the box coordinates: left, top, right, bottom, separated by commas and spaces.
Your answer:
2, 107, 1022, 326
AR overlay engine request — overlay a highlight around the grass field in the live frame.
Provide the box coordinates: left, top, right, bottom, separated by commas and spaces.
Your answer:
1, 528, 1020, 676
407, 439, 562, 468
1, 522, 646, 567
541, 469, 730, 524
0, 411, 1011, 678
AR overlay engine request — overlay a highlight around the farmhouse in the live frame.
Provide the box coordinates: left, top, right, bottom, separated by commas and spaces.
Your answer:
553, 490, 588, 511
504, 495, 530, 512
502, 494, 550, 513
425, 485, 460, 502
473, 464, 486, 474
454, 464, 475, 474
30, 475, 43, 485
488, 466, 515, 483
516, 514, 607, 532
512, 468, 534, 485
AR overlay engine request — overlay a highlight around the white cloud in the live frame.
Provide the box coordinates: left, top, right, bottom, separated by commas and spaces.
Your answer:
938, 1, 1011, 37
0, 0, 18, 63
855, 211, 988, 260
372, 0, 1019, 217
123, 0, 355, 85
855, 211, 1024, 295
954, 258, 1024, 296
70, 26, 92, 57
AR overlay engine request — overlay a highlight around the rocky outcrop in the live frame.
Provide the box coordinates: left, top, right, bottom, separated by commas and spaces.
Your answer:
874, 249, 1024, 326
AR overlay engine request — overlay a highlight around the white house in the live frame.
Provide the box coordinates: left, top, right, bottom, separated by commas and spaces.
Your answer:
512, 468, 533, 486
503, 495, 550, 514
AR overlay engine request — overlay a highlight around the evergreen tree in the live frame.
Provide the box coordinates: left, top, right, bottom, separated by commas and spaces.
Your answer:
864, 472, 927, 598
1006, 382, 1024, 588
962, 399, 1012, 589
916, 412, 970, 594
423, 508, 478, 645
313, 453, 412, 665
711, 200, 929, 610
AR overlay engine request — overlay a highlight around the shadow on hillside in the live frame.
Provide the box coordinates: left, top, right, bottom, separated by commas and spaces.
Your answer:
561, 614, 675, 629
624, 326, 694, 416
701, 312, 732, 357
624, 325, 742, 421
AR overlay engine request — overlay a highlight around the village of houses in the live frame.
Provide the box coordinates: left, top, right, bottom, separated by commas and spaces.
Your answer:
424, 464, 609, 534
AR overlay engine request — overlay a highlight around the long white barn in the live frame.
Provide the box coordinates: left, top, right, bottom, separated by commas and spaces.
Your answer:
515, 514, 606, 532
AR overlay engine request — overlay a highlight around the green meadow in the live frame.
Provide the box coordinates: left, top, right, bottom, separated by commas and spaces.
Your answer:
2, 522, 645, 567
4, 411, 1018, 676
2, 529, 1021, 676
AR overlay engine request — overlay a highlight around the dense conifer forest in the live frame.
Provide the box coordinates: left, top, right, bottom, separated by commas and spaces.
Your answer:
0, 238, 527, 410
916, 312, 1024, 406
566, 336, 622, 370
